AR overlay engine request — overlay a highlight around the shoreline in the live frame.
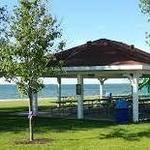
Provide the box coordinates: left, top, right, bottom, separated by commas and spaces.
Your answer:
0, 94, 150, 102
0, 97, 57, 102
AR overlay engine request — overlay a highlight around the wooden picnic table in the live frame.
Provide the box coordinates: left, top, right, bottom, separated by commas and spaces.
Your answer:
52, 96, 150, 110
139, 99, 150, 104
53, 96, 77, 107
54, 97, 113, 106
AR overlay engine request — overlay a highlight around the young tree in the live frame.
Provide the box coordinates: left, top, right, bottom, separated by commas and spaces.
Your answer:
4, 0, 64, 141
0, 6, 11, 77
0, 6, 8, 35
139, 78, 150, 93
139, 0, 150, 92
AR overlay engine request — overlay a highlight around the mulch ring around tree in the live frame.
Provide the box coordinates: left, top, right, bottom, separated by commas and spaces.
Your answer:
15, 138, 53, 145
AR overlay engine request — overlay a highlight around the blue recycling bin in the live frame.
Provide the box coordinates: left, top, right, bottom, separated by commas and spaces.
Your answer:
115, 99, 129, 123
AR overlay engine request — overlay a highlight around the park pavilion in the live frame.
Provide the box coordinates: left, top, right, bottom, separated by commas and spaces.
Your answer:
47, 38, 150, 122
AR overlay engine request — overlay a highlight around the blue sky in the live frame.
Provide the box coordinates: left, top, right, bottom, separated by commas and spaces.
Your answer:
0, 0, 149, 84
52, 0, 150, 51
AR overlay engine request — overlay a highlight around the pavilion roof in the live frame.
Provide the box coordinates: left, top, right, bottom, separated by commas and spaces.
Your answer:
53, 39, 150, 67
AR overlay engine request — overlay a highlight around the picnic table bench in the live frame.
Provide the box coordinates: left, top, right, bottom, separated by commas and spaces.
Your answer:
51, 96, 150, 113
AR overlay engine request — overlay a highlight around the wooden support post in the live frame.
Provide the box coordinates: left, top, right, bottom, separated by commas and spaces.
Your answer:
77, 75, 84, 119
132, 73, 140, 122
57, 77, 61, 107
98, 78, 106, 99
124, 73, 141, 122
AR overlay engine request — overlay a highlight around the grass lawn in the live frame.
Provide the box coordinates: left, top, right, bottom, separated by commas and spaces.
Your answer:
0, 99, 150, 150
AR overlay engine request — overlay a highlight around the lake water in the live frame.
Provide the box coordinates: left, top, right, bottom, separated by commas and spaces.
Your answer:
0, 84, 149, 100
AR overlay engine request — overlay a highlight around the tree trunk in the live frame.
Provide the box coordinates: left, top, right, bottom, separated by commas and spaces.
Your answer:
32, 92, 38, 115
28, 90, 34, 141
29, 112, 33, 141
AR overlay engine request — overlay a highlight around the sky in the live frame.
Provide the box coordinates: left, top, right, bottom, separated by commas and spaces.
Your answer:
0, 0, 149, 84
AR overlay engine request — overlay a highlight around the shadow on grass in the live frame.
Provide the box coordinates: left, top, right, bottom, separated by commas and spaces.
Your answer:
99, 128, 150, 141
0, 106, 115, 133
0, 106, 113, 132
0, 106, 51, 113
0, 106, 150, 142
0, 114, 114, 133
57, 127, 150, 142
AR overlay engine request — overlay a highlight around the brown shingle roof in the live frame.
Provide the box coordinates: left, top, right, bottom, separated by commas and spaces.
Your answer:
53, 39, 150, 67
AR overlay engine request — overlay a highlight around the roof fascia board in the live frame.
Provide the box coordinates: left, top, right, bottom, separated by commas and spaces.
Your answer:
63, 65, 144, 72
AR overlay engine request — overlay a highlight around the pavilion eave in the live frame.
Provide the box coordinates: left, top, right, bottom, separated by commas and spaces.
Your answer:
44, 64, 150, 78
